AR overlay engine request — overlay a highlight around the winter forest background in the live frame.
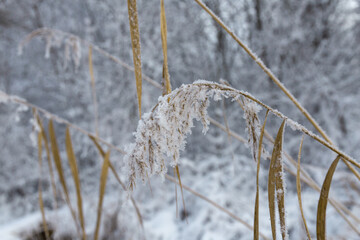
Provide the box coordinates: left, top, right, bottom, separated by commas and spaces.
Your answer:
0, 0, 359, 239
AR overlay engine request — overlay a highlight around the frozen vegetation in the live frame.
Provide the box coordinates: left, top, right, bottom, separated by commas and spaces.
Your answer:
0, 0, 360, 239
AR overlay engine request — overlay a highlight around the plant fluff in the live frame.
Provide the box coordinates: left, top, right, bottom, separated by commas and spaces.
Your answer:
123, 80, 263, 191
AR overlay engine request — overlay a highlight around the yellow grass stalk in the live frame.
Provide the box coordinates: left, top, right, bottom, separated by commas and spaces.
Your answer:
317, 155, 341, 239
88, 45, 99, 138
94, 150, 110, 240
48, 120, 80, 235
36, 114, 58, 208
160, 0, 171, 94
89, 136, 144, 230
65, 127, 86, 240
160, 1, 187, 221
268, 120, 287, 240
296, 135, 311, 240
37, 121, 51, 240
127, 0, 143, 117
254, 110, 269, 240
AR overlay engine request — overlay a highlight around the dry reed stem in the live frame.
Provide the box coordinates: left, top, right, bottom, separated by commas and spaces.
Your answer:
268, 120, 287, 240
65, 127, 86, 240
254, 110, 269, 240
296, 135, 312, 240
159, 1, 186, 220
94, 150, 110, 240
317, 155, 341, 239
48, 120, 81, 237
160, 0, 171, 94
36, 116, 51, 240
127, 0, 143, 117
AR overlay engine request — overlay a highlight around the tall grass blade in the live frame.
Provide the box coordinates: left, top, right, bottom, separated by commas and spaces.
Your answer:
37, 123, 51, 240
296, 135, 311, 239
160, 0, 171, 95
65, 127, 86, 240
36, 115, 58, 208
94, 150, 110, 240
254, 110, 269, 240
127, 0, 143, 117
48, 120, 80, 235
89, 135, 144, 230
317, 155, 341, 239
268, 119, 287, 240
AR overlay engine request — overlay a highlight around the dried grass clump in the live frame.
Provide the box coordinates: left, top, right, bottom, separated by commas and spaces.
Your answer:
124, 82, 212, 191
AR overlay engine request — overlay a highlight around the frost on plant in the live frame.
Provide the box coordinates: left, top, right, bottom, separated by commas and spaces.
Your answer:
242, 97, 262, 162
123, 81, 264, 191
